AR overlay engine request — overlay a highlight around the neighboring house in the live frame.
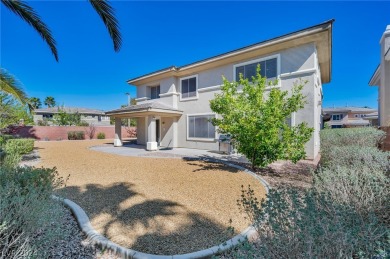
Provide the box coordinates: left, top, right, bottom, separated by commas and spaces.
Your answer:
369, 25, 390, 126
323, 107, 378, 128
34, 107, 110, 126
106, 20, 334, 160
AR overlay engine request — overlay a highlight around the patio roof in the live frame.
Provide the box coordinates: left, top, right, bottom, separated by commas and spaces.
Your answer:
105, 101, 183, 118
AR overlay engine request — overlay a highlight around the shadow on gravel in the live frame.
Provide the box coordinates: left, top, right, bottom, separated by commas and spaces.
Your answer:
57, 182, 233, 255
183, 158, 240, 174
130, 212, 230, 255
57, 182, 140, 218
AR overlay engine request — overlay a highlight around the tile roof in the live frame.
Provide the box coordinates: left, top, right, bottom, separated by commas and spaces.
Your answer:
34, 107, 105, 115
105, 101, 182, 114
323, 107, 377, 113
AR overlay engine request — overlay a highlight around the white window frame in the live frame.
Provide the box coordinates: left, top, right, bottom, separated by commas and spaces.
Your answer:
186, 113, 216, 141
233, 54, 281, 88
332, 114, 342, 120
180, 74, 198, 101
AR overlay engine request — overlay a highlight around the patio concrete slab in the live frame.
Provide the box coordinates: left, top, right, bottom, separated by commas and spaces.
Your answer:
90, 144, 249, 163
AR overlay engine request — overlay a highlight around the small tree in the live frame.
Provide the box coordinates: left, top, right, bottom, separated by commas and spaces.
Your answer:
210, 66, 313, 169
84, 124, 96, 139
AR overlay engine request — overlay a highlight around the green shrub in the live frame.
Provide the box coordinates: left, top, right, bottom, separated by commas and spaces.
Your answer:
67, 131, 85, 140
77, 121, 89, 127
0, 134, 14, 147
231, 186, 389, 259
0, 166, 67, 258
4, 138, 34, 155
97, 132, 105, 139
37, 120, 49, 126
321, 127, 385, 150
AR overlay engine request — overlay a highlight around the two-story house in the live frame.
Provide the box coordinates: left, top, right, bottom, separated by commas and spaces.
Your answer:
34, 107, 110, 126
322, 107, 378, 128
106, 20, 334, 160
369, 25, 390, 126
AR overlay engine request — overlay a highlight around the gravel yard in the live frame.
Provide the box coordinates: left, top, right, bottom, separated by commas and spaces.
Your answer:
35, 140, 266, 255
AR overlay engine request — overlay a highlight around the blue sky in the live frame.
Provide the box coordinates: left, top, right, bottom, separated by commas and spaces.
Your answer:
1, 1, 389, 111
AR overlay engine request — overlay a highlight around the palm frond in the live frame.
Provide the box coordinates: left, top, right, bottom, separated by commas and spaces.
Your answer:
89, 0, 122, 52
1, 0, 58, 61
0, 68, 29, 105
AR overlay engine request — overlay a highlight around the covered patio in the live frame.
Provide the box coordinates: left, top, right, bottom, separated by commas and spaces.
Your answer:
106, 102, 182, 151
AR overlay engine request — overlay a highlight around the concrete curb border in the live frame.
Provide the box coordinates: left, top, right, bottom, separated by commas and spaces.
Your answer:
53, 159, 270, 259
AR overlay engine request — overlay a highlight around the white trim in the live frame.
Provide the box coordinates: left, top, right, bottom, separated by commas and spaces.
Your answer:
186, 113, 217, 142
135, 97, 149, 102
279, 67, 317, 78
180, 74, 199, 101
233, 54, 281, 87
159, 92, 180, 97
332, 114, 343, 121
198, 85, 222, 93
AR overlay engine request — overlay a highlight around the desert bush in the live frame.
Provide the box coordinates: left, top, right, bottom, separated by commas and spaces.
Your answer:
314, 166, 390, 222
321, 127, 385, 150
84, 124, 96, 139
125, 126, 137, 138
67, 131, 85, 140
77, 121, 89, 127
37, 120, 49, 126
97, 132, 105, 139
320, 145, 390, 173
0, 166, 67, 258
232, 186, 389, 259
4, 138, 34, 156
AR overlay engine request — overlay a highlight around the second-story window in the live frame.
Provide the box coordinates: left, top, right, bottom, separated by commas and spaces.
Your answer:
181, 75, 197, 100
150, 85, 160, 99
332, 114, 343, 120
235, 57, 278, 81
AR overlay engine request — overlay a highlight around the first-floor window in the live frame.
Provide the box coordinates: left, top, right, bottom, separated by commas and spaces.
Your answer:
188, 114, 215, 139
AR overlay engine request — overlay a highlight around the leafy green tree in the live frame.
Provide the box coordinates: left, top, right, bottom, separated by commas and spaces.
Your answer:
0, 93, 33, 129
52, 107, 81, 126
210, 66, 313, 169
44, 96, 56, 108
29, 97, 41, 109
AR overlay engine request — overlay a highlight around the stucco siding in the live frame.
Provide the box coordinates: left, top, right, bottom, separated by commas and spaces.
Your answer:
132, 43, 321, 158
280, 43, 316, 74
197, 64, 232, 89
160, 117, 175, 148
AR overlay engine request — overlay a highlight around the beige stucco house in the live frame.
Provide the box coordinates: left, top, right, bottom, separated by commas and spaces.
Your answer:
369, 25, 390, 126
323, 107, 378, 128
34, 107, 110, 126
107, 20, 334, 160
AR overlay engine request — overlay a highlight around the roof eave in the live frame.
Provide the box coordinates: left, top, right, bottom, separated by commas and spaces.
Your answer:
369, 65, 381, 86
105, 108, 183, 117
127, 20, 334, 86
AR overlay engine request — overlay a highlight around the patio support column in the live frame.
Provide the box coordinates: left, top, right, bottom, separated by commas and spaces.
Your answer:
114, 117, 123, 147
147, 115, 157, 151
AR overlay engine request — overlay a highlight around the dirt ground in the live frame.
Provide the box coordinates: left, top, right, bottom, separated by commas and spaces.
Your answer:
35, 140, 266, 255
